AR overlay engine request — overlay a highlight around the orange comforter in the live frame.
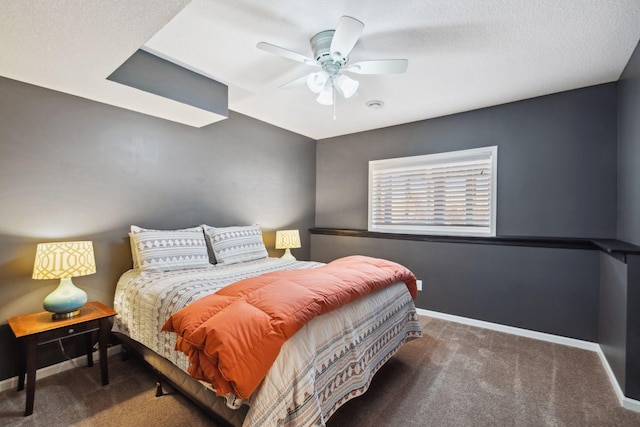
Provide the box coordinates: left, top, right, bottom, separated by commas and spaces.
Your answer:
162, 255, 417, 399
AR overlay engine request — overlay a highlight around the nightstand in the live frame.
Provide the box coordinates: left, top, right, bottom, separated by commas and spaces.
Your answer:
7, 300, 117, 416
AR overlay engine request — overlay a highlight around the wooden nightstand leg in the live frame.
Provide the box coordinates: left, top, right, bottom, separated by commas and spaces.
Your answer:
98, 318, 109, 386
85, 333, 94, 367
24, 336, 37, 416
16, 339, 26, 392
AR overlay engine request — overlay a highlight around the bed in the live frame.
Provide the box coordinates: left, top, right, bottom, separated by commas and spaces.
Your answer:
112, 224, 422, 426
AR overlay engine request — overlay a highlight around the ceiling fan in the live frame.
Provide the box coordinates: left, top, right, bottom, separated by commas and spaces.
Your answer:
257, 16, 408, 106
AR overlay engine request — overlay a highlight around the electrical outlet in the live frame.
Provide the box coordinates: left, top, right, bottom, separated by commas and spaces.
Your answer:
416, 279, 422, 291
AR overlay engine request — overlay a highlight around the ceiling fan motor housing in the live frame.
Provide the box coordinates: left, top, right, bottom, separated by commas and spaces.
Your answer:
311, 30, 348, 75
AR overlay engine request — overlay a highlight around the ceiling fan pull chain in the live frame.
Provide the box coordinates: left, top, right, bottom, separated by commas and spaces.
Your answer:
333, 84, 337, 121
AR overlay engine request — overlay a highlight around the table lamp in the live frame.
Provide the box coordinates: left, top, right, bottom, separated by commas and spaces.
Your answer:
275, 230, 301, 260
32, 241, 96, 320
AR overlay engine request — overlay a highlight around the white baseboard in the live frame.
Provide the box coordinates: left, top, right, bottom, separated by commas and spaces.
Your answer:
417, 308, 599, 351
417, 308, 640, 413
623, 396, 640, 413
0, 344, 122, 394
594, 345, 640, 413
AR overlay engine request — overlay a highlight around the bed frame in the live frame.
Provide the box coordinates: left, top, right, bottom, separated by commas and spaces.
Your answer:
115, 332, 248, 427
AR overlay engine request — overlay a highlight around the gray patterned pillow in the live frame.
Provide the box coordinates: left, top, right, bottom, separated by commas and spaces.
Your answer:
202, 224, 268, 265
130, 225, 211, 272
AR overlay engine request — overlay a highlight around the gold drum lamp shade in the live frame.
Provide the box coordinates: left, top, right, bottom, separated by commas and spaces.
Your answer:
275, 230, 301, 260
33, 241, 96, 320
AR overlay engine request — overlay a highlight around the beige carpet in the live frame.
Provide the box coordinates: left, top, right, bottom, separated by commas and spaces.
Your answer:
1, 316, 639, 427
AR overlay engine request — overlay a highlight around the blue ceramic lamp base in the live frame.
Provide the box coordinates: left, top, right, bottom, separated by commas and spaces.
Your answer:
43, 277, 88, 320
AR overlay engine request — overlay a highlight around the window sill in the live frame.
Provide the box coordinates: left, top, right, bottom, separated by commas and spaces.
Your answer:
310, 228, 640, 261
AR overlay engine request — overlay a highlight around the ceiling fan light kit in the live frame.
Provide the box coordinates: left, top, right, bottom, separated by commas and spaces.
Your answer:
257, 16, 408, 107
335, 74, 359, 98
316, 80, 334, 106
306, 71, 328, 93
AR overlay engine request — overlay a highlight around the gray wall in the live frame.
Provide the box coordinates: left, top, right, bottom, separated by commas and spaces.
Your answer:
618, 40, 640, 246
317, 83, 617, 238
311, 235, 599, 341
598, 252, 640, 401
598, 38, 640, 401
314, 83, 618, 341
598, 253, 628, 390
621, 41, 640, 401
627, 255, 640, 400
0, 77, 316, 380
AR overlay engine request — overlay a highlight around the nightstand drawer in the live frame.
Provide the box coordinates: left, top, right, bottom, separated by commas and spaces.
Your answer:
35, 319, 100, 344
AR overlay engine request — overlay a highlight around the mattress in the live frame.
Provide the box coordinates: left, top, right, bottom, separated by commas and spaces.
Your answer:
113, 257, 422, 426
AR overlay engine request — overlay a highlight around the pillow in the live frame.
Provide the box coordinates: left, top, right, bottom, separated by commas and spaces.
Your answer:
130, 225, 211, 272
202, 224, 268, 266
130, 225, 203, 264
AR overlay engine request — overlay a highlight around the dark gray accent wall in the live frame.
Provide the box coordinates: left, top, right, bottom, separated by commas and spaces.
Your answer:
314, 84, 618, 341
108, 49, 229, 117
598, 253, 628, 389
317, 84, 618, 238
626, 255, 640, 400
603, 39, 640, 402
618, 40, 640, 246
311, 235, 599, 341
0, 77, 315, 381
598, 252, 640, 401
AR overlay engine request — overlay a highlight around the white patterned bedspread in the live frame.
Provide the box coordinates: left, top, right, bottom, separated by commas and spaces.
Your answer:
113, 257, 422, 427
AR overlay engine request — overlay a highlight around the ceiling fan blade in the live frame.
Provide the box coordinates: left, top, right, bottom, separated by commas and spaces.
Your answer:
346, 59, 408, 75
330, 16, 364, 58
257, 42, 317, 66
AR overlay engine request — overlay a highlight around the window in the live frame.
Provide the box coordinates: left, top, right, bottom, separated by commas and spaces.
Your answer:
368, 146, 497, 236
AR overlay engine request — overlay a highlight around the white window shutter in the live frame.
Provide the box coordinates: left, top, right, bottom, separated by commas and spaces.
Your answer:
369, 146, 497, 236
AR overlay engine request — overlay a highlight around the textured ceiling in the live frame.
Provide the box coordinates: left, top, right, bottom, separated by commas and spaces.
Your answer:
2, 1, 640, 140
